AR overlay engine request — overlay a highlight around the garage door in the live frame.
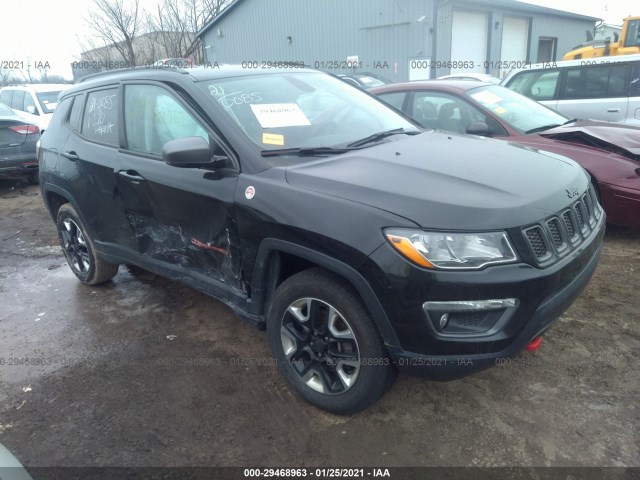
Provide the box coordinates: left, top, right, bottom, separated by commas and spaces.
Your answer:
501, 16, 529, 76
451, 11, 488, 74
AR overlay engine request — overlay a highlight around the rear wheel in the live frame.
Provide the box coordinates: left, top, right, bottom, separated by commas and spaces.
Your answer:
56, 204, 119, 285
266, 268, 395, 414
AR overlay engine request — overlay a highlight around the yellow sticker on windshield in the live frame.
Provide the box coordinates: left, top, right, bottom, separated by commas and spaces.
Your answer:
262, 133, 285, 146
494, 106, 507, 115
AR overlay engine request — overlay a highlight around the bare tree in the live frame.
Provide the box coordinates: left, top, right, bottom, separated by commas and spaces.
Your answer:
148, 0, 231, 63
84, 0, 143, 66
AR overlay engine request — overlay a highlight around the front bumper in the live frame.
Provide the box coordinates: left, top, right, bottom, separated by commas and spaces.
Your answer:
599, 182, 640, 229
361, 213, 605, 381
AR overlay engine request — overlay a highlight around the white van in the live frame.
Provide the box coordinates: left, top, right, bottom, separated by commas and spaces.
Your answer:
0, 84, 69, 133
501, 54, 640, 125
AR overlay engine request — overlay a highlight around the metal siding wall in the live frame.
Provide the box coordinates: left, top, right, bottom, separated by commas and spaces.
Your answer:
203, 0, 434, 82
529, 16, 595, 62
202, 0, 594, 80
435, 2, 452, 78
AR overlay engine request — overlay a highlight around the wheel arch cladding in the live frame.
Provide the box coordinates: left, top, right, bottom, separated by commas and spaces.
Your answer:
250, 239, 401, 348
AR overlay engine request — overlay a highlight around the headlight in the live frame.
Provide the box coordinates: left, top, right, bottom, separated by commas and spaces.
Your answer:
384, 229, 518, 270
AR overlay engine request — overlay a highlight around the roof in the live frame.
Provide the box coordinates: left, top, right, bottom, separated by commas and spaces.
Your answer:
197, 0, 600, 37
370, 80, 489, 94
0, 83, 70, 91
513, 53, 640, 71
62, 64, 319, 96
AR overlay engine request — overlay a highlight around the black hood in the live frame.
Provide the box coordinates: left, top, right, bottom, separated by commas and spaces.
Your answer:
286, 131, 589, 230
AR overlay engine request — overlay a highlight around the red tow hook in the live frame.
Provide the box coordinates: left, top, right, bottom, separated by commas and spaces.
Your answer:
525, 336, 543, 352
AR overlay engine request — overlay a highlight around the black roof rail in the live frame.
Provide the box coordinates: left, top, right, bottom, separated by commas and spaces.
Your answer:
78, 65, 188, 83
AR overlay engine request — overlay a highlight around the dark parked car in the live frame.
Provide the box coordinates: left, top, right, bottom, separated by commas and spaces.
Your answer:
336, 72, 392, 89
38, 66, 604, 414
0, 102, 40, 184
372, 81, 640, 229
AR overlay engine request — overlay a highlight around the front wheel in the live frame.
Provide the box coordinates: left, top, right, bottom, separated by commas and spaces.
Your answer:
56, 204, 119, 285
266, 268, 396, 414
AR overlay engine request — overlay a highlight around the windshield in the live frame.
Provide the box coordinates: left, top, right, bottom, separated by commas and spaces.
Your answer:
465, 85, 569, 134
36, 91, 61, 114
198, 72, 418, 151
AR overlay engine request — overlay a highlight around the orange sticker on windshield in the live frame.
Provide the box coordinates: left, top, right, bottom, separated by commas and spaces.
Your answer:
262, 133, 285, 146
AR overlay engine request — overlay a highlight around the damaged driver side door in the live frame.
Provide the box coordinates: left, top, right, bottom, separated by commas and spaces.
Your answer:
115, 82, 245, 295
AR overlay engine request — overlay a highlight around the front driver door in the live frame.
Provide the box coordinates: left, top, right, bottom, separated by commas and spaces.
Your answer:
115, 82, 245, 294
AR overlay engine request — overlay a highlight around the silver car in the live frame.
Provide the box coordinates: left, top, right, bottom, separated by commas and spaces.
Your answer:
502, 54, 640, 126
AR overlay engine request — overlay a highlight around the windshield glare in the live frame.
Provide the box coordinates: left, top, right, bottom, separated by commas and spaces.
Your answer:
199, 72, 418, 150
466, 85, 568, 133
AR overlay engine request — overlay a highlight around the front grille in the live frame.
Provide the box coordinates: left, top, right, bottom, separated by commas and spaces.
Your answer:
547, 218, 563, 248
562, 211, 576, 238
522, 187, 602, 265
525, 227, 548, 258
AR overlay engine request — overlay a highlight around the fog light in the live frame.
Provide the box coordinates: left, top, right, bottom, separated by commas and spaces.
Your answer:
423, 298, 519, 338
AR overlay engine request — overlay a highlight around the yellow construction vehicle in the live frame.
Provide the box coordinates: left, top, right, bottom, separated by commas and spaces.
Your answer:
563, 16, 640, 60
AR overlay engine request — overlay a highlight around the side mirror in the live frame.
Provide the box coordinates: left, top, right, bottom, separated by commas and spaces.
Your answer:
162, 136, 228, 169
466, 122, 491, 136
26, 105, 37, 115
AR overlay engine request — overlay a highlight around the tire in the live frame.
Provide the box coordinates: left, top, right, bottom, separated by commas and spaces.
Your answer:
56, 204, 119, 285
27, 172, 39, 185
266, 267, 395, 414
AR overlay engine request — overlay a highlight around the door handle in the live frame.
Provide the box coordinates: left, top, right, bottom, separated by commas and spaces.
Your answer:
118, 170, 145, 182
62, 151, 79, 161
607, 108, 621, 113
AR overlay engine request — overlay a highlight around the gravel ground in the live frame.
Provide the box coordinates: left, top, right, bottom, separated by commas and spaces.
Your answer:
0, 177, 638, 468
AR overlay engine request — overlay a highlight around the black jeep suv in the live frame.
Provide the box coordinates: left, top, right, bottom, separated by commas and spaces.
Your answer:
38, 66, 605, 414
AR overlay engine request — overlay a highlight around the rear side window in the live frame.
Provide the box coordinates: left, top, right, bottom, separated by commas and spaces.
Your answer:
10, 91, 25, 111
82, 88, 119, 145
0, 89, 13, 107
506, 70, 559, 101
561, 64, 630, 99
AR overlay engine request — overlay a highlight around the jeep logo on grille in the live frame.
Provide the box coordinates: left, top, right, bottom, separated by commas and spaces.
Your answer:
566, 186, 579, 198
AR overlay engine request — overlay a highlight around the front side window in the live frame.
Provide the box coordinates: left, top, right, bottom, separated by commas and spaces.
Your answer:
506, 70, 559, 101
624, 19, 640, 48
198, 72, 418, 152
23, 93, 37, 114
377, 92, 406, 111
82, 88, 119, 146
124, 84, 209, 156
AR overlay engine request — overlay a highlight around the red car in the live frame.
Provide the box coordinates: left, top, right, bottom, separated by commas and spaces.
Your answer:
371, 81, 640, 228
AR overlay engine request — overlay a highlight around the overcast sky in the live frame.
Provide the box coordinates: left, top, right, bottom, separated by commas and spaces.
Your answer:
0, 0, 634, 79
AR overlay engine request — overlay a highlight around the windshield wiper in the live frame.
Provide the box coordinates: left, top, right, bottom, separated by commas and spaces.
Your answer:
563, 118, 578, 125
261, 146, 352, 158
525, 124, 562, 134
346, 128, 420, 148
